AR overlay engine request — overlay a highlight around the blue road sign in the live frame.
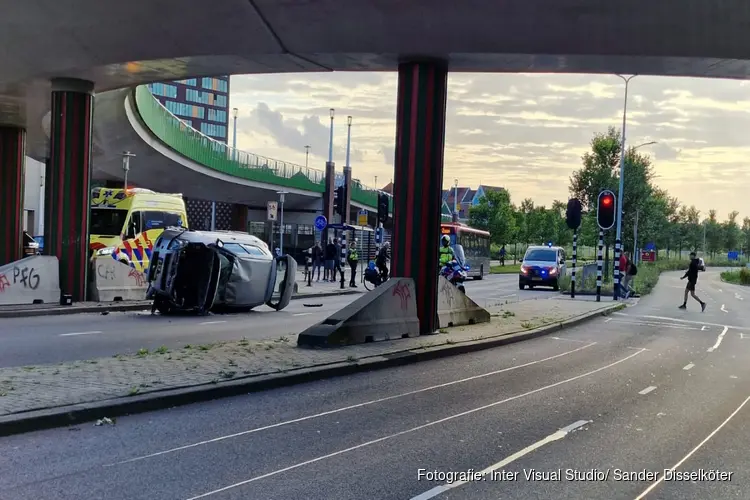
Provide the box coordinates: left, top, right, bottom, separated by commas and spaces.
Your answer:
645, 242, 656, 251
314, 215, 328, 231
728, 251, 739, 261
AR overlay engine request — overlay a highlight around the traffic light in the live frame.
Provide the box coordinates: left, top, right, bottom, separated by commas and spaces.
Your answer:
596, 190, 616, 230
566, 198, 582, 230
377, 192, 389, 224
334, 185, 345, 216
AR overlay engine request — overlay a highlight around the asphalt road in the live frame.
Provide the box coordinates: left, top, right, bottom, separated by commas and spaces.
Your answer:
0, 273, 554, 368
1, 269, 749, 499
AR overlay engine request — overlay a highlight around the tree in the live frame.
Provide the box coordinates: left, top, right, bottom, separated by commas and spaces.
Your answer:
468, 189, 517, 246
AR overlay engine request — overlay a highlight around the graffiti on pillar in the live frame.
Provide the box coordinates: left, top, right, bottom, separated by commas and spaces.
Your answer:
12, 266, 40, 290
128, 268, 146, 287
97, 263, 116, 281
440, 278, 454, 307
392, 281, 411, 310
0, 274, 9, 293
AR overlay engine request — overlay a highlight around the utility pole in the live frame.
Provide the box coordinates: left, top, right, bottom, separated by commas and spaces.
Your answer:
121, 151, 136, 189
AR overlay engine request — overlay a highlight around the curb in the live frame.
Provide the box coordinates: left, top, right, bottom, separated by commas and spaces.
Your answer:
0, 302, 625, 437
0, 290, 362, 319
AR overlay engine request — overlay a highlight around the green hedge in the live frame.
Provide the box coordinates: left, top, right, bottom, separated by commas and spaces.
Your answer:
721, 267, 750, 286
559, 259, 690, 297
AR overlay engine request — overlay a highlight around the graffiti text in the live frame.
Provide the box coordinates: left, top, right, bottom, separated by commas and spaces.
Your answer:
12, 266, 40, 290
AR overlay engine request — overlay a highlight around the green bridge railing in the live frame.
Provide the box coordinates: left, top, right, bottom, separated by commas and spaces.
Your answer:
133, 85, 388, 210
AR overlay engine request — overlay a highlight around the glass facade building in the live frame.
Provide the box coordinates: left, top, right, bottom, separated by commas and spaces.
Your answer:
148, 76, 230, 143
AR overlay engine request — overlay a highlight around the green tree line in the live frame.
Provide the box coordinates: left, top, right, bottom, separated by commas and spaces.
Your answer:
468, 127, 750, 259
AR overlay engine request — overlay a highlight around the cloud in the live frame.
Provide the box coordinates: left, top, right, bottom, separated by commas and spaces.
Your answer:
228, 73, 750, 218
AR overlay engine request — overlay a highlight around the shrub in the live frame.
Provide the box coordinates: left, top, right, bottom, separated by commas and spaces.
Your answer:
721, 267, 750, 286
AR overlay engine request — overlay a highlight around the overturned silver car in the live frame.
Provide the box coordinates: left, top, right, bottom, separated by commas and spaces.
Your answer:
146, 228, 296, 315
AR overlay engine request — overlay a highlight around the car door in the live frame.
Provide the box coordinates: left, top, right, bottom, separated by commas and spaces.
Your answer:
266, 255, 297, 311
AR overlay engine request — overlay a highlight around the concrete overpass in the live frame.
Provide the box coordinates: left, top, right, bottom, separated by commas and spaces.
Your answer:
2, 0, 750, 331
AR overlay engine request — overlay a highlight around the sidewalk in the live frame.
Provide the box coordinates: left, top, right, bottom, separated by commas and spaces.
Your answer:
0, 281, 363, 319
0, 297, 624, 434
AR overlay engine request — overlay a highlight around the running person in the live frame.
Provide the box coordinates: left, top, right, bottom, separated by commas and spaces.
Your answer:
679, 252, 706, 312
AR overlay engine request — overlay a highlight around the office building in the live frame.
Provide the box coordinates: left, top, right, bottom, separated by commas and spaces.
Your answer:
148, 76, 231, 143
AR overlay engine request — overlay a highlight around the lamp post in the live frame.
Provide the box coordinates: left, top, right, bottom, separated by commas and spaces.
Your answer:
304, 145, 310, 169
345, 116, 352, 167
121, 151, 136, 190
453, 178, 459, 215
630, 143, 657, 265
328, 108, 335, 164
232, 108, 238, 161
614, 74, 637, 299
277, 191, 288, 255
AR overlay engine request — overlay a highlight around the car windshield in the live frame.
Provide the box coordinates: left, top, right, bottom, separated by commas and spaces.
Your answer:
525, 249, 556, 262
90, 208, 128, 236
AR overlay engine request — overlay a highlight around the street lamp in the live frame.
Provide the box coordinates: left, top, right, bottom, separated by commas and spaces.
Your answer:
633, 141, 657, 150
277, 191, 288, 255
614, 74, 637, 299
304, 145, 310, 169
345, 116, 352, 168
453, 178, 459, 215
232, 108, 238, 162
328, 108, 335, 164
121, 151, 136, 189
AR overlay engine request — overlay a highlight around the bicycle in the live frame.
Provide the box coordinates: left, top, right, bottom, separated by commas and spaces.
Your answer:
363, 261, 389, 291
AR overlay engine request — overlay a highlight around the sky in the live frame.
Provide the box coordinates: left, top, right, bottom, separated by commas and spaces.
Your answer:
228, 72, 750, 221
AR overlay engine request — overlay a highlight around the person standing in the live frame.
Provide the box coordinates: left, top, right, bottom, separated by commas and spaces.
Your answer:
679, 252, 706, 312
333, 237, 344, 282
324, 238, 336, 281
311, 240, 323, 281
347, 238, 359, 287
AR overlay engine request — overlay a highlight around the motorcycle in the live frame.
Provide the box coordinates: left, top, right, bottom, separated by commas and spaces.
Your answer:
440, 259, 469, 293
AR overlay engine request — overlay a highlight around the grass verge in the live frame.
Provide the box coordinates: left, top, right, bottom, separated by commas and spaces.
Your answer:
720, 267, 750, 286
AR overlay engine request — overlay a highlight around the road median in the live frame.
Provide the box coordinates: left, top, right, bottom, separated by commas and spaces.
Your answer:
0, 297, 624, 436
0, 287, 362, 319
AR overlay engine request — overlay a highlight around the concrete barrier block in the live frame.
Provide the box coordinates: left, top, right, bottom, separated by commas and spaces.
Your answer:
297, 277, 420, 347
437, 276, 491, 328
0, 256, 61, 305
90, 258, 148, 302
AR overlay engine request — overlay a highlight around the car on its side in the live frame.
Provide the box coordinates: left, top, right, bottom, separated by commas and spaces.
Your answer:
519, 245, 566, 291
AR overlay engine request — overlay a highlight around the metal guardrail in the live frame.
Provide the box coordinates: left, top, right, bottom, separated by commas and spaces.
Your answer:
133, 85, 391, 210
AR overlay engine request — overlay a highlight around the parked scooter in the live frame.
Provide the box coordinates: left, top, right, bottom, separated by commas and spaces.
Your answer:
440, 259, 469, 293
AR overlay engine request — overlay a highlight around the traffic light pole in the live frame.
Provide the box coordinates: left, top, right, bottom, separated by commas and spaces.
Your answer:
571, 229, 577, 299
596, 229, 604, 302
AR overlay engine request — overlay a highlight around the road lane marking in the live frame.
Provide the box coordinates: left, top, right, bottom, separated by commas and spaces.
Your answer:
683, 363, 694, 371
701, 326, 708, 331
293, 313, 313, 317
707, 326, 729, 353
199, 321, 226, 325
108, 341, 598, 467
550, 337, 589, 344
604, 318, 612, 323
634, 394, 749, 499
59, 331, 103, 337
184, 350, 644, 500
735, 293, 743, 301
639, 386, 657, 395
608, 319, 699, 330
617, 314, 748, 331
721, 304, 728, 313
410, 420, 591, 500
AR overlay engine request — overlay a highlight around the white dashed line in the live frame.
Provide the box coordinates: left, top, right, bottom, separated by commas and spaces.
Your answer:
604, 318, 612, 323
199, 321, 226, 325
639, 386, 657, 395
59, 331, 103, 337
410, 420, 591, 499
293, 313, 313, 317
683, 363, 694, 371
707, 326, 729, 353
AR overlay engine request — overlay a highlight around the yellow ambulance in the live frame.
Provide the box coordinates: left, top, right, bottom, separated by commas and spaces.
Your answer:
89, 187, 188, 272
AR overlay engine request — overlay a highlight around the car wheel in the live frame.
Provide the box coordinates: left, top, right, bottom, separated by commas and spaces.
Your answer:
553, 280, 560, 291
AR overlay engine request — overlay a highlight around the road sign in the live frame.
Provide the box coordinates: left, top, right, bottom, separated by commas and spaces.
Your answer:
641, 249, 656, 262
314, 215, 328, 231
645, 242, 656, 251
267, 201, 278, 221
728, 251, 739, 261
358, 209, 368, 226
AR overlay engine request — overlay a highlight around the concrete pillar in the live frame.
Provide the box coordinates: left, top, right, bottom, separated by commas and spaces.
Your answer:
343, 166, 352, 224
391, 60, 448, 335
0, 126, 26, 265
232, 204, 248, 232
45, 78, 95, 302
323, 161, 335, 242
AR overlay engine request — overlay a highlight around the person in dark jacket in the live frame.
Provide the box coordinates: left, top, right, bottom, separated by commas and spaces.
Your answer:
679, 252, 706, 311
333, 238, 344, 282
324, 239, 337, 281
376, 241, 390, 281
311, 241, 323, 281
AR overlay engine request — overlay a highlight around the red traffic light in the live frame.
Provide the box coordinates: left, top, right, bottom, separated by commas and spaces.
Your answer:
602, 195, 613, 206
